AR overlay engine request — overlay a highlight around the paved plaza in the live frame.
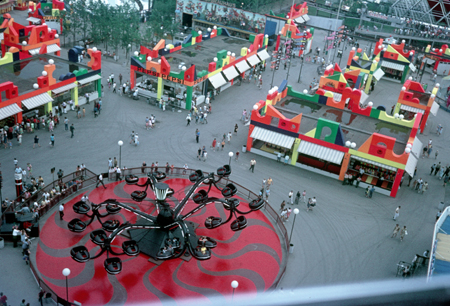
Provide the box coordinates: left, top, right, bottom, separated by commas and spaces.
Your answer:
1, 8, 450, 305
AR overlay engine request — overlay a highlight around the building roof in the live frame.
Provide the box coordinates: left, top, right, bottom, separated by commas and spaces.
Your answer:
274, 96, 411, 154
163, 36, 249, 73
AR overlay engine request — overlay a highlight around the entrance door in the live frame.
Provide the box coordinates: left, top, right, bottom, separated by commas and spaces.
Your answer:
182, 13, 193, 28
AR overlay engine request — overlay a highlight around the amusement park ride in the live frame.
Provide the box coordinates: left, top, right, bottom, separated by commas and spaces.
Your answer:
68, 165, 265, 275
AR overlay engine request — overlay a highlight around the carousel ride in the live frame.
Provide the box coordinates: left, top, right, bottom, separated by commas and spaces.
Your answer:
68, 165, 265, 275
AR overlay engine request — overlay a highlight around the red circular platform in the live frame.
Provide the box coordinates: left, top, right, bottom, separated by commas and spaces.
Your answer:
35, 178, 283, 305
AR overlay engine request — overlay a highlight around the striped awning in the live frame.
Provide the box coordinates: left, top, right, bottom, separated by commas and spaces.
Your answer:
52, 83, 77, 94
257, 49, 270, 62
208, 72, 227, 89
0, 103, 22, 120
222, 67, 239, 81
333, 92, 342, 102
250, 126, 295, 149
77, 74, 102, 85
235, 60, 251, 73
26, 17, 41, 23
373, 68, 385, 81
298, 141, 344, 165
22, 93, 53, 110
381, 61, 405, 71
246, 54, 261, 67
29, 43, 61, 55
351, 155, 397, 171
400, 104, 425, 114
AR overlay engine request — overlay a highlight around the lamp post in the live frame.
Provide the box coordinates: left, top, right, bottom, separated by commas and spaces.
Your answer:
231, 280, 239, 300
228, 152, 234, 166
288, 208, 300, 244
62, 268, 71, 305
118, 140, 123, 169
327, 0, 344, 64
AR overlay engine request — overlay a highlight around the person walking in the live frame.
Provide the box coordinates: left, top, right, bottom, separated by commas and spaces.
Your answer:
393, 206, 401, 221
96, 174, 106, 189
59, 203, 65, 220
64, 117, 69, 130
227, 132, 232, 143
112, 82, 117, 93
211, 138, 217, 152
249, 159, 256, 173
196, 129, 200, 143
234, 124, 238, 135
434, 162, 441, 176
129, 131, 135, 144
70, 124, 75, 138
288, 190, 294, 204
368, 186, 375, 198
186, 114, 191, 126
235, 151, 239, 161
400, 226, 408, 242
391, 224, 400, 238
431, 163, 437, 175
306, 198, 312, 211
50, 134, 55, 147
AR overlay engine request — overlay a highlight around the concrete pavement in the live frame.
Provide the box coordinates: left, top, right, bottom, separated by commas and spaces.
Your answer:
1, 8, 450, 305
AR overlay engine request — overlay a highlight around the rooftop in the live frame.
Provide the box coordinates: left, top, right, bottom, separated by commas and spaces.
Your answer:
273, 96, 412, 155
0, 55, 90, 97
164, 35, 249, 73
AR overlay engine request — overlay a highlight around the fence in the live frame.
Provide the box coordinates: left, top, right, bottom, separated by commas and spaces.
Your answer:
5, 166, 289, 305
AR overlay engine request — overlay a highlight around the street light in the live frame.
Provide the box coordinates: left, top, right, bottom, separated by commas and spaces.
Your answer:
62, 268, 71, 305
118, 140, 123, 168
231, 280, 239, 299
288, 208, 300, 244
228, 152, 234, 165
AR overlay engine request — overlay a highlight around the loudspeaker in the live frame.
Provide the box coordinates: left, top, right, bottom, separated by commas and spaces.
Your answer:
29, 223, 40, 238
4, 212, 16, 223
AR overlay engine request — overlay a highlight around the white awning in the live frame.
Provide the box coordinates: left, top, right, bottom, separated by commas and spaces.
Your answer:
208, 72, 227, 89
246, 54, 261, 67
400, 104, 425, 114
222, 67, 239, 81
373, 68, 385, 81
298, 141, 344, 164
423, 58, 435, 65
22, 93, 53, 110
333, 92, 342, 102
404, 154, 418, 177
250, 126, 295, 149
409, 63, 416, 72
77, 74, 102, 85
294, 16, 305, 24
26, 17, 41, 23
47, 44, 61, 53
411, 137, 422, 159
302, 14, 310, 22
430, 101, 440, 116
0, 103, 22, 120
351, 155, 397, 171
360, 90, 369, 104
52, 83, 77, 94
235, 60, 251, 73
381, 61, 405, 71
257, 49, 270, 62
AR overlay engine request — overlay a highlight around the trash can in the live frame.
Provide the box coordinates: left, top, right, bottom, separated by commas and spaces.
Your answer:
289, 243, 294, 254
242, 145, 247, 153
0, 237, 4, 249
439, 201, 445, 210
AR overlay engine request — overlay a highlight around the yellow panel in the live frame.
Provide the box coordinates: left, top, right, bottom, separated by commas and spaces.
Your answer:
324, 91, 333, 98
305, 128, 316, 137
0, 52, 13, 65
207, 69, 223, 78
191, 37, 196, 45
349, 150, 405, 169
241, 47, 248, 56
378, 111, 415, 128
157, 77, 163, 99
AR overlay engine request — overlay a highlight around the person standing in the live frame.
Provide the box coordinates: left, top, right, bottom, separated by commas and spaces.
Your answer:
279, 200, 286, 213
435, 162, 441, 176
234, 124, 238, 135
369, 186, 375, 198
227, 132, 232, 143
134, 133, 139, 146
431, 163, 437, 175
112, 82, 117, 93
391, 224, 400, 238
183, 163, 188, 175
12, 226, 20, 247
59, 203, 65, 220
196, 129, 200, 143
294, 191, 300, 204
186, 114, 191, 126
130, 131, 135, 144
288, 190, 294, 204
116, 167, 121, 181
96, 174, 106, 189
50, 134, 55, 147
212, 138, 217, 152
70, 124, 75, 138
64, 117, 69, 130
393, 206, 401, 221
267, 177, 273, 187
33, 135, 40, 148
249, 159, 256, 173
400, 226, 408, 242
119, 73, 122, 85
235, 151, 239, 161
